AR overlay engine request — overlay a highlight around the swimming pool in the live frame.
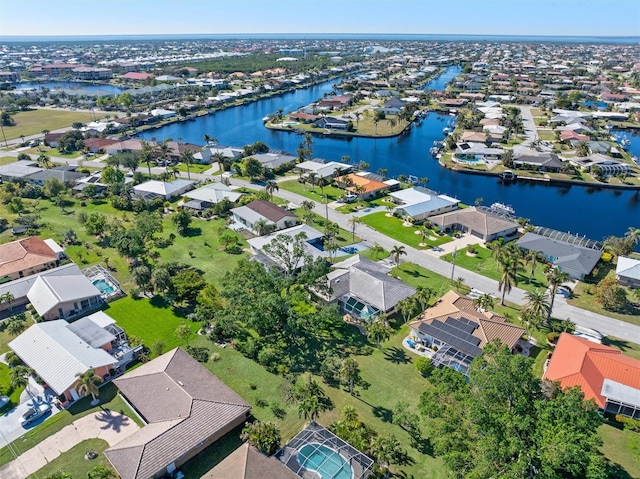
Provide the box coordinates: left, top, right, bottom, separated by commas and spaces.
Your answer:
93, 279, 115, 294
298, 443, 353, 479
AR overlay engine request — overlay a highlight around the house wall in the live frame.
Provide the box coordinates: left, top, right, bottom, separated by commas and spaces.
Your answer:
42, 295, 102, 321
617, 275, 640, 288
1, 260, 59, 283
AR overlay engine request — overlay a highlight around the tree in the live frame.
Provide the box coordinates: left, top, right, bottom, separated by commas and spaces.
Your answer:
390, 244, 407, 265
284, 373, 332, 421
151, 265, 172, 294
101, 166, 125, 186
397, 297, 418, 322
172, 210, 192, 236
241, 421, 281, 455
367, 318, 391, 348
339, 358, 360, 395
10, 365, 33, 393
7, 197, 24, 214
472, 293, 495, 312
87, 465, 116, 479
180, 148, 195, 180
241, 157, 264, 179
132, 265, 152, 293
594, 277, 628, 312
419, 343, 606, 479
151, 340, 166, 357
172, 269, 207, 304
112, 228, 145, 260
262, 232, 311, 278
369, 242, 385, 259
84, 212, 107, 237
414, 286, 434, 310
175, 321, 192, 346
1, 292, 15, 313
265, 179, 279, 202
37, 154, 51, 169
76, 368, 103, 405
43, 177, 65, 199
6, 316, 28, 336
523, 249, 541, 283
546, 267, 570, 320
498, 255, 521, 305
140, 140, 154, 176
347, 215, 361, 241
522, 288, 551, 327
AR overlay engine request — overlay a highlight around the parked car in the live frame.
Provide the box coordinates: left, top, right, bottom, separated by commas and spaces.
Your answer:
19, 403, 51, 427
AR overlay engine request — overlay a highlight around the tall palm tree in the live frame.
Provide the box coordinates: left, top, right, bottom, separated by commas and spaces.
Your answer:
140, 140, 154, 176
522, 289, 551, 328
473, 293, 495, 312
180, 148, 195, 180
253, 219, 273, 237
76, 369, 104, 405
397, 297, 418, 322
265, 180, 279, 202
11, 365, 33, 396
546, 267, 571, 321
212, 152, 227, 181
307, 172, 318, 191
414, 286, 434, 310
203, 133, 217, 146
523, 250, 541, 283
366, 318, 391, 348
301, 200, 315, 214
370, 242, 385, 259
348, 215, 361, 241
498, 255, 522, 306
391, 244, 407, 265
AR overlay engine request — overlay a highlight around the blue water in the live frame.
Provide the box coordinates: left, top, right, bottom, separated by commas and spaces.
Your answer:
93, 279, 115, 294
15, 81, 123, 95
139, 67, 640, 242
298, 444, 353, 479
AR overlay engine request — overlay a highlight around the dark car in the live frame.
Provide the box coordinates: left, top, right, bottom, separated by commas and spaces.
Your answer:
19, 403, 51, 427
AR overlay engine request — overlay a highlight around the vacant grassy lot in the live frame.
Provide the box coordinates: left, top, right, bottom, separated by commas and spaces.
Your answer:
599, 423, 640, 478
105, 296, 200, 352
279, 179, 346, 203
27, 438, 111, 479
360, 212, 452, 249
2, 109, 96, 140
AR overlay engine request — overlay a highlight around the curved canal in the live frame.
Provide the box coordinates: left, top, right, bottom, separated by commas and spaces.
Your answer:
139, 67, 639, 241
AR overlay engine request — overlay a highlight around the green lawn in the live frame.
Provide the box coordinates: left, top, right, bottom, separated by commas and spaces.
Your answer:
0, 157, 18, 165
23, 145, 83, 159
599, 423, 640, 478
0, 382, 139, 467
537, 130, 556, 141
175, 162, 212, 175
27, 438, 111, 479
104, 296, 200, 352
279, 179, 346, 203
1, 109, 99, 140
0, 362, 25, 413
440, 245, 552, 294
359, 212, 452, 249
391, 262, 460, 299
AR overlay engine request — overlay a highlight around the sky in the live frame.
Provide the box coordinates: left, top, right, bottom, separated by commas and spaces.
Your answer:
1, 0, 639, 37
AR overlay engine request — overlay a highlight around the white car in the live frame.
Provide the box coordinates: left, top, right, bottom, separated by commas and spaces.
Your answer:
19, 403, 51, 427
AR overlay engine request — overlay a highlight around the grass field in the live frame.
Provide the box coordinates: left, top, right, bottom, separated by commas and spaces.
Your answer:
2, 109, 96, 140
359, 212, 452, 249
27, 438, 111, 479
0, 362, 25, 413
23, 145, 83, 159
279, 179, 346, 203
599, 423, 640, 478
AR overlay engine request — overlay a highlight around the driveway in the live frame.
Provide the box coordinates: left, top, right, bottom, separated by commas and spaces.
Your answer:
0, 409, 139, 479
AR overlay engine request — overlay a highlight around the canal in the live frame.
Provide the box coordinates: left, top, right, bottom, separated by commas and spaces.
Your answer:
138, 67, 639, 241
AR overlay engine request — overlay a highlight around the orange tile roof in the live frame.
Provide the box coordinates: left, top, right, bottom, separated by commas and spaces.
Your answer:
409, 290, 524, 350
0, 237, 57, 278
340, 174, 388, 194
543, 333, 640, 408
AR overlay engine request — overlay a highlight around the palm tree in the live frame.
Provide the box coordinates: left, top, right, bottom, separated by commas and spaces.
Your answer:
348, 215, 361, 241
301, 200, 315, 214
523, 250, 541, 283
367, 317, 391, 348
307, 172, 318, 191
203, 133, 218, 146
140, 140, 154, 176
414, 286, 434, 310
498, 255, 522, 306
522, 289, 551, 328
373, 116, 380, 135
397, 297, 418, 322
253, 219, 273, 236
391, 244, 407, 265
1, 292, 14, 312
370, 242, 385, 259
212, 152, 227, 181
180, 148, 195, 180
353, 184, 366, 197
11, 365, 33, 395
473, 293, 495, 312
76, 369, 104, 405
37, 154, 51, 169
546, 267, 571, 321
265, 180, 279, 202
6, 318, 27, 336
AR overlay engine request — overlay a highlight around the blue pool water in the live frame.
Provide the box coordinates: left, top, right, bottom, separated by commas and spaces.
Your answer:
93, 279, 115, 294
298, 444, 353, 479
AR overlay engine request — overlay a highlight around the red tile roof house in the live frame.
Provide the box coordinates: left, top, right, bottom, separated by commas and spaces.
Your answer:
0, 236, 59, 283
121, 72, 155, 82
544, 333, 640, 419
105, 348, 251, 479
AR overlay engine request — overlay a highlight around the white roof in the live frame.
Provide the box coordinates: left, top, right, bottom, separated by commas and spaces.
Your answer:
601, 378, 640, 408
27, 275, 101, 317
0, 263, 83, 304
85, 310, 117, 328
133, 179, 194, 197
616, 256, 640, 281
183, 183, 243, 204
44, 238, 65, 255
297, 160, 350, 178
9, 321, 116, 394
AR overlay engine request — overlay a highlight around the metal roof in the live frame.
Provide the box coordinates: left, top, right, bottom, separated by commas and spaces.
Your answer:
27, 275, 101, 317
67, 316, 116, 348
0, 263, 82, 303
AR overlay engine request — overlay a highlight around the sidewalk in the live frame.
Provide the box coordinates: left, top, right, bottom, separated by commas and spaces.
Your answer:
0, 410, 139, 479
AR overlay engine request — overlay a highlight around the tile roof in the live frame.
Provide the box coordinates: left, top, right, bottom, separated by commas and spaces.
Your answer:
106, 348, 250, 479
0, 236, 58, 278
430, 207, 518, 238
202, 442, 299, 479
236, 200, 296, 223
339, 173, 388, 194
409, 290, 524, 350
543, 333, 640, 408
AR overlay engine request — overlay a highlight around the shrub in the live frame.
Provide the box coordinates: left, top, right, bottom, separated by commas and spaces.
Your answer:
615, 414, 640, 432
547, 332, 560, 343
5, 351, 22, 367
601, 252, 613, 263
186, 346, 210, 363
255, 398, 268, 408
414, 357, 433, 377
210, 352, 221, 362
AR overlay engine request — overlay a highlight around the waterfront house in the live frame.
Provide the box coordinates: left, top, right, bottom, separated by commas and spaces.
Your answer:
453, 143, 505, 161
375, 97, 406, 115
318, 255, 416, 321
313, 116, 350, 130
615, 256, 640, 288
516, 232, 601, 280
295, 160, 351, 179
317, 95, 352, 110
408, 290, 525, 376
513, 153, 565, 172
460, 131, 488, 144
133, 179, 195, 201
252, 152, 297, 170
429, 207, 519, 242
122, 72, 155, 83
0, 236, 59, 283
231, 200, 297, 234
8, 311, 134, 404
544, 333, 640, 420
570, 154, 632, 177
390, 187, 460, 222
335, 173, 389, 200
105, 348, 251, 479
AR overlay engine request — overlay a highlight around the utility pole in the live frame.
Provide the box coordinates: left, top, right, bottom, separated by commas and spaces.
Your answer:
324, 194, 329, 225
450, 246, 457, 284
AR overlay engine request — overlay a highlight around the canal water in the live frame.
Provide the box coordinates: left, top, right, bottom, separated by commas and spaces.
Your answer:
138, 67, 639, 241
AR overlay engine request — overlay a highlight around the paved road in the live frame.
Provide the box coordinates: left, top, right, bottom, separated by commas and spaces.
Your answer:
11, 151, 640, 344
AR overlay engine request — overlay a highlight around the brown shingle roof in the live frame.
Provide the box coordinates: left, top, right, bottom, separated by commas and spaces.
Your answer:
203, 442, 299, 479
244, 200, 295, 223
0, 236, 57, 278
429, 207, 518, 239
409, 290, 524, 350
105, 348, 251, 479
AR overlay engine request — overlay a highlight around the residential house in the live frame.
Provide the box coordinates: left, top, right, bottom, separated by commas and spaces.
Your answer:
72, 67, 112, 80
105, 348, 251, 479
8, 311, 134, 404
453, 143, 505, 161
319, 255, 416, 321
182, 183, 244, 212
295, 160, 351, 179
252, 152, 297, 170
133, 179, 195, 201
430, 207, 519, 242
122, 72, 155, 83
516, 232, 601, 280
336, 173, 389, 200
408, 290, 525, 375
26, 167, 86, 186
0, 160, 43, 181
460, 131, 488, 144
203, 442, 299, 479
231, 200, 297, 233
289, 112, 320, 123
44, 132, 65, 148
513, 153, 565, 172
615, 256, 640, 288
317, 95, 352, 110
313, 116, 350, 130
0, 236, 59, 283
193, 146, 243, 164
571, 154, 632, 177
376, 97, 406, 115
390, 187, 460, 222
544, 333, 640, 419
83, 138, 120, 154
27, 273, 103, 320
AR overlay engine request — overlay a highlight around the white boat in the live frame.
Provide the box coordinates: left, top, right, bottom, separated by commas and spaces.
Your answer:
499, 170, 516, 182
490, 202, 515, 216
262, 116, 271, 123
